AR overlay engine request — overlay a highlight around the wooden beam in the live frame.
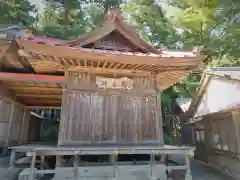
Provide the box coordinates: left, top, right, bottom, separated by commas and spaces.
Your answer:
26, 106, 61, 109
24, 101, 62, 105
16, 94, 62, 98
25, 100, 61, 104
155, 70, 193, 91
11, 41, 36, 73
0, 72, 65, 83
7, 86, 62, 92
67, 66, 152, 76
23, 101, 62, 106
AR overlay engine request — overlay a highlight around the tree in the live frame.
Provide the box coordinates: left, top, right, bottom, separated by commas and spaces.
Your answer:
84, 4, 105, 29
123, 0, 178, 48
38, 0, 123, 39
38, 0, 88, 39
168, 0, 239, 64
0, 0, 36, 27
160, 0, 240, 104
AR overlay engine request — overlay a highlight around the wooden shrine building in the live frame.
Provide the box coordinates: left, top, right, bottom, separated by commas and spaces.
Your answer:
0, 10, 203, 180
188, 67, 240, 179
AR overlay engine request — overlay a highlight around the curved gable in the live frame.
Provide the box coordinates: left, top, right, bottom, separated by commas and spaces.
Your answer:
67, 10, 160, 53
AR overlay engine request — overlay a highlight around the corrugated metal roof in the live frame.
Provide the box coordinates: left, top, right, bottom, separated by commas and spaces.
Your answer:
0, 23, 24, 31
0, 24, 24, 40
204, 67, 240, 81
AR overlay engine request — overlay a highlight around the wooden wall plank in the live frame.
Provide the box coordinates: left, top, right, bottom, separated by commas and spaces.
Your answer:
58, 90, 162, 145
232, 110, 240, 154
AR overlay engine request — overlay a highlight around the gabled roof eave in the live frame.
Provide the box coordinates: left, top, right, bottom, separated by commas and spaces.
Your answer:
67, 20, 160, 54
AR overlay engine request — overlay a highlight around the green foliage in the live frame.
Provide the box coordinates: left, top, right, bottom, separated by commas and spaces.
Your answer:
169, 0, 239, 62
84, 5, 105, 29
87, 0, 123, 11
38, 0, 122, 39
208, 54, 240, 67
38, 0, 88, 39
0, 0, 36, 27
123, 0, 179, 48
162, 0, 239, 113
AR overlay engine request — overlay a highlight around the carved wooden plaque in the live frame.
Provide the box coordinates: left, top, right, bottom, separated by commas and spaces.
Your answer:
132, 77, 155, 89
96, 76, 133, 90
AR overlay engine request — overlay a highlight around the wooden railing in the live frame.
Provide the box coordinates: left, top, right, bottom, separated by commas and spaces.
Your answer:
16, 146, 193, 180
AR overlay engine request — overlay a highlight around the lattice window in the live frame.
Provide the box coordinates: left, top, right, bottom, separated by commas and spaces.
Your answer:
196, 129, 205, 144
211, 121, 221, 150
211, 118, 238, 153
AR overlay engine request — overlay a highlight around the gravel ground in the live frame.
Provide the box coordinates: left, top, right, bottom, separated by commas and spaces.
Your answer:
0, 156, 23, 180
169, 154, 235, 180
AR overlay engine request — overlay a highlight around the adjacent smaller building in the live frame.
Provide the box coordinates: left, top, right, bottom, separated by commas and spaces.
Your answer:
187, 67, 240, 179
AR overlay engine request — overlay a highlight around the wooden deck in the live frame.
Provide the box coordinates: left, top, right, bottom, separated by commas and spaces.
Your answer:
9, 142, 191, 155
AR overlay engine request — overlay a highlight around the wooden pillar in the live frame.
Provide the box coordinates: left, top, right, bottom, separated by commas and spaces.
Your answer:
232, 110, 240, 154
73, 152, 79, 180
163, 154, 168, 180
29, 151, 36, 180
7, 103, 15, 147
19, 108, 30, 144
185, 150, 192, 180
19, 107, 27, 144
111, 152, 118, 179
150, 152, 155, 179
56, 156, 65, 167
9, 150, 16, 167
57, 88, 67, 146
156, 93, 163, 144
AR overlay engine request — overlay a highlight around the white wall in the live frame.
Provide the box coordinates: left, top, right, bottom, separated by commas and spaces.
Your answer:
194, 76, 240, 117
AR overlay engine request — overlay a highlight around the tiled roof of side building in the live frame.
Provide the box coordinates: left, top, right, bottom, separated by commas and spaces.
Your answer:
204, 67, 240, 81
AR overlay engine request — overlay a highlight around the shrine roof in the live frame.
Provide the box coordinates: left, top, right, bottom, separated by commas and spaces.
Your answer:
0, 10, 204, 96
22, 10, 159, 53
0, 39, 203, 92
22, 34, 198, 57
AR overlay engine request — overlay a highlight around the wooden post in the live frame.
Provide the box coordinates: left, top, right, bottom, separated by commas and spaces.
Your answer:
73, 152, 79, 180
163, 154, 168, 180
9, 149, 16, 168
40, 155, 45, 177
156, 93, 163, 143
7, 103, 15, 147
19, 107, 27, 144
150, 152, 155, 180
232, 110, 240, 154
111, 151, 118, 179
185, 150, 192, 180
40, 156, 45, 166
29, 151, 36, 180
56, 155, 65, 167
